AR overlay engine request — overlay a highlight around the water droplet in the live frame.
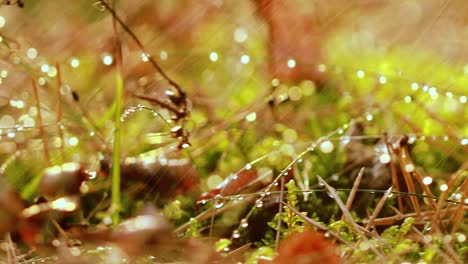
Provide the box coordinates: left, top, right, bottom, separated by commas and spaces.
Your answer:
240, 219, 248, 228
319, 140, 334, 154
379, 153, 391, 164
341, 136, 350, 145
215, 202, 224, 209
93, 2, 106, 11
405, 164, 415, 172
256, 200, 263, 208
423, 176, 433, 185
440, 184, 448, 192
232, 230, 240, 239
245, 163, 252, 170
60, 85, 71, 95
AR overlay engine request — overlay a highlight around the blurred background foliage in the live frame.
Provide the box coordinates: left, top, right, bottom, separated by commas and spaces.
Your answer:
0, 0, 466, 262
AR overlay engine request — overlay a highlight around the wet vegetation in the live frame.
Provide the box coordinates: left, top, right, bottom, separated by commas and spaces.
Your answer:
0, 1, 466, 263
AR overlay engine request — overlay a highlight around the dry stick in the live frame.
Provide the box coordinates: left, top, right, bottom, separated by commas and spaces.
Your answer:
384, 135, 404, 213
275, 177, 285, 251
133, 93, 184, 117
396, 145, 420, 216
450, 178, 467, 234
55, 63, 65, 159
332, 167, 365, 245
365, 186, 393, 230
400, 144, 437, 209
364, 205, 468, 226
432, 163, 467, 229
345, 167, 365, 211
98, 0, 187, 104
281, 202, 354, 249
31, 80, 51, 165
317, 176, 384, 258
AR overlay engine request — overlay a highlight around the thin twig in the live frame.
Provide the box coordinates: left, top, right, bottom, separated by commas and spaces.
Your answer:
450, 178, 467, 234
364, 205, 468, 226
400, 142, 437, 209
432, 163, 466, 228
98, 0, 187, 102
31, 79, 51, 165
318, 176, 383, 258
396, 141, 420, 216
345, 167, 365, 210
55, 62, 65, 159
275, 176, 285, 251
366, 186, 393, 230
384, 134, 404, 212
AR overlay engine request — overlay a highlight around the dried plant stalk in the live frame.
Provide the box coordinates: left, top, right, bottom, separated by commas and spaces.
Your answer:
365, 186, 393, 230
55, 62, 65, 159
318, 176, 383, 257
397, 146, 420, 216
345, 167, 365, 210
365, 205, 468, 226
450, 178, 467, 234
275, 176, 285, 251
399, 144, 437, 209
31, 79, 51, 165
384, 134, 404, 212
432, 163, 467, 228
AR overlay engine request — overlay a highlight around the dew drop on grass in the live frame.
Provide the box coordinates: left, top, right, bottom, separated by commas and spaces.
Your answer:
240, 219, 248, 228
232, 230, 240, 239
256, 200, 263, 208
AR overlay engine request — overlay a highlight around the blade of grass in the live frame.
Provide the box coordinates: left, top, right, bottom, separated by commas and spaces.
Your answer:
111, 0, 123, 227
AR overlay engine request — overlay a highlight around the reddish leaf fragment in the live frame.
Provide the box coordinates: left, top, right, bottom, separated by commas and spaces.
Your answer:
265, 230, 340, 264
